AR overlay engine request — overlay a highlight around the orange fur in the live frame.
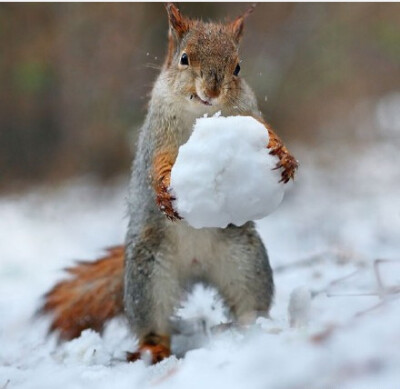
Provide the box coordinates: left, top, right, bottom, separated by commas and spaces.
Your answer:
166, 3, 190, 39
153, 150, 181, 221
40, 246, 125, 340
127, 333, 171, 364
127, 344, 171, 364
254, 116, 299, 183
228, 4, 256, 43
165, 3, 192, 68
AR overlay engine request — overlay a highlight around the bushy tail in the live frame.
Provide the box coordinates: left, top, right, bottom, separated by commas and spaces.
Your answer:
40, 246, 125, 340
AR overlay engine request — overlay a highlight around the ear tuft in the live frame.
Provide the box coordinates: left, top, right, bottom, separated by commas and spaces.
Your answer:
165, 3, 189, 39
229, 4, 255, 43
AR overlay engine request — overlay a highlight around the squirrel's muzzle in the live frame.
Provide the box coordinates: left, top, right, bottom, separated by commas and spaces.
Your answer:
203, 70, 223, 99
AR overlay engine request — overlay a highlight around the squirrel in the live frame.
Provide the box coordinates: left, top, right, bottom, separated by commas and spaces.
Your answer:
40, 3, 298, 364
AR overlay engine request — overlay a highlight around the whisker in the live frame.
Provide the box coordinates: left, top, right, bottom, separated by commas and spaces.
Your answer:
144, 63, 163, 70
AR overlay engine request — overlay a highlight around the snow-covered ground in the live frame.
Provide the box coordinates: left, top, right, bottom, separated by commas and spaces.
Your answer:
1, 138, 400, 389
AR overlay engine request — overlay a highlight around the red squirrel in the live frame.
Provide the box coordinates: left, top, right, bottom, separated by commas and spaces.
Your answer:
41, 3, 297, 364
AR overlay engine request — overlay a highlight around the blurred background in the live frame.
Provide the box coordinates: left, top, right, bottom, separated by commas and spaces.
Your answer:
1, 2, 399, 192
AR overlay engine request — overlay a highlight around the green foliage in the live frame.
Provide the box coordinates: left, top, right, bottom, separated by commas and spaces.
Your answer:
372, 21, 400, 62
13, 61, 53, 95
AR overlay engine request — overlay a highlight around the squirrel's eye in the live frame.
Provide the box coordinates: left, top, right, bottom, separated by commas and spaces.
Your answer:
233, 63, 240, 76
180, 53, 189, 66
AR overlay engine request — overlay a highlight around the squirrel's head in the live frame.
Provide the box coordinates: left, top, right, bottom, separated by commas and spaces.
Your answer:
164, 3, 254, 110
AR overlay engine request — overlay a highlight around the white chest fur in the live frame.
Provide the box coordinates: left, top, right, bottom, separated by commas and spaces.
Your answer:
164, 222, 228, 280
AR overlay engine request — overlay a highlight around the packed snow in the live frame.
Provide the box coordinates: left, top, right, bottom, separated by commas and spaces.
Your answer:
170, 114, 285, 228
1, 137, 400, 389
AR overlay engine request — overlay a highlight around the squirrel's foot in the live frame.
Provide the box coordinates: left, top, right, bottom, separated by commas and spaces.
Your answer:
127, 333, 171, 364
156, 182, 182, 221
126, 344, 171, 364
270, 147, 298, 184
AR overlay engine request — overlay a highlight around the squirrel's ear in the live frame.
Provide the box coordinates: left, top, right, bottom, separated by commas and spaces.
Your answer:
165, 3, 189, 40
228, 4, 255, 43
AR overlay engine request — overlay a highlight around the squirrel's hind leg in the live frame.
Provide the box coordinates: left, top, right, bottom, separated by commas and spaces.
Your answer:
208, 224, 274, 325
124, 239, 182, 364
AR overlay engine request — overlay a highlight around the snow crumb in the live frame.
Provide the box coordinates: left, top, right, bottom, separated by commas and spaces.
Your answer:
375, 92, 400, 135
171, 284, 229, 356
56, 330, 111, 365
171, 115, 285, 228
288, 286, 312, 328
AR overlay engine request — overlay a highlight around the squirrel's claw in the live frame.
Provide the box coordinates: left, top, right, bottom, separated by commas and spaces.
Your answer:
269, 146, 298, 184
257, 117, 298, 185
156, 181, 182, 221
279, 154, 298, 183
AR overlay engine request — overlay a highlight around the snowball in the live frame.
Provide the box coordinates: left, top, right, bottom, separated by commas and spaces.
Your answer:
170, 115, 285, 229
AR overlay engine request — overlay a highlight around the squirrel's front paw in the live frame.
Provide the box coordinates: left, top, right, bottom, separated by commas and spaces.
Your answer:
273, 153, 299, 184
155, 181, 182, 221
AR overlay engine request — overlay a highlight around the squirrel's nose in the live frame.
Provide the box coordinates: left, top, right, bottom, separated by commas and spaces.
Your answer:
204, 71, 221, 99
204, 87, 220, 99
